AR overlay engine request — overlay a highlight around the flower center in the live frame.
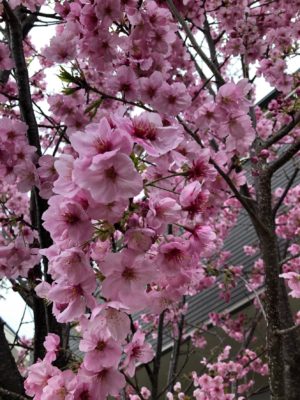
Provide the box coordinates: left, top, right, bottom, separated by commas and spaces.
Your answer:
133, 120, 157, 141
132, 345, 142, 359
96, 340, 106, 351
122, 267, 136, 281
165, 248, 184, 264
7, 130, 16, 140
105, 166, 118, 181
63, 212, 80, 225
94, 138, 112, 154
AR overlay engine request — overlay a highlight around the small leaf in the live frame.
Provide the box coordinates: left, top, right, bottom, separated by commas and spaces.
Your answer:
84, 98, 103, 115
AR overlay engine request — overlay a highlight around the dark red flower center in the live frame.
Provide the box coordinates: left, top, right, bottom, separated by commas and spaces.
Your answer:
105, 166, 118, 181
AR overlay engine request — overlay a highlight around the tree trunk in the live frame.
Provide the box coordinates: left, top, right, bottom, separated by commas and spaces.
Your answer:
254, 170, 300, 400
0, 318, 25, 399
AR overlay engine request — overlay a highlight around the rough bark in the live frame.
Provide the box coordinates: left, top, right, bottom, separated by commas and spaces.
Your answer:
254, 170, 300, 400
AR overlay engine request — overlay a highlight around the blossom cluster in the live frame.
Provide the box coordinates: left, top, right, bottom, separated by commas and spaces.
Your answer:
0, 0, 299, 399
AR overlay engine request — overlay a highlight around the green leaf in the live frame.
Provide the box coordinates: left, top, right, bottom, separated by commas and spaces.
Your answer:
62, 87, 79, 95
84, 98, 103, 115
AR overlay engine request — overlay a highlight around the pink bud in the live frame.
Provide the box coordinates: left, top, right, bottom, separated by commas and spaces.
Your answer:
260, 149, 269, 158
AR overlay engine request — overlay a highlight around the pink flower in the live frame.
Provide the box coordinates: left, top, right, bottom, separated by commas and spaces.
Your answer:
0, 43, 14, 70
72, 381, 93, 400
216, 80, 251, 114
92, 302, 131, 341
48, 247, 92, 282
43, 28, 77, 63
15, 161, 40, 193
146, 197, 181, 232
44, 334, 60, 363
53, 154, 79, 198
221, 113, 255, 155
186, 224, 216, 255
139, 71, 164, 104
74, 152, 143, 203
81, 366, 126, 400
101, 250, 155, 310
196, 102, 221, 130
131, 112, 183, 156
123, 330, 154, 377
187, 150, 216, 182
40, 370, 75, 400
280, 272, 300, 298
80, 321, 122, 371
25, 360, 59, 399
42, 196, 93, 245
141, 387, 151, 399
157, 238, 191, 276
70, 117, 132, 159
40, 273, 96, 322
0, 239, 40, 278
110, 65, 138, 100
84, 193, 129, 224
180, 181, 209, 218
125, 228, 155, 253
95, 0, 122, 25
0, 118, 27, 142
154, 82, 191, 115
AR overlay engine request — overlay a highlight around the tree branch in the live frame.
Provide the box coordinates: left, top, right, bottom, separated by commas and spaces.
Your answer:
3, 0, 41, 154
167, 297, 185, 393
176, 116, 271, 233
262, 111, 300, 149
166, 0, 225, 87
4, 0, 70, 366
275, 324, 300, 336
0, 318, 25, 397
152, 312, 165, 399
202, 17, 220, 69
0, 387, 29, 400
268, 139, 300, 175
272, 167, 299, 217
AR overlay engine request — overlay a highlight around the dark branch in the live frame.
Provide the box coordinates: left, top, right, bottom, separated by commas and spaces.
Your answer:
262, 111, 300, 149
0, 318, 25, 397
3, 0, 41, 153
167, 297, 185, 393
0, 387, 29, 400
268, 139, 300, 175
166, 0, 225, 87
272, 167, 299, 217
152, 312, 165, 399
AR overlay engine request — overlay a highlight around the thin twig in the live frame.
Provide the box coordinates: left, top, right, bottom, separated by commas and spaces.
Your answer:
272, 167, 299, 217
268, 139, 300, 175
166, 0, 225, 87
275, 324, 300, 335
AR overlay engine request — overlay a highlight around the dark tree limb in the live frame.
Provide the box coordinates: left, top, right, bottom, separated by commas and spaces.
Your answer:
202, 17, 220, 69
0, 387, 29, 400
3, 0, 70, 365
167, 297, 185, 393
3, 0, 41, 153
152, 312, 165, 400
272, 167, 299, 217
276, 325, 300, 335
0, 318, 25, 398
166, 0, 225, 88
268, 139, 300, 175
262, 112, 300, 150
